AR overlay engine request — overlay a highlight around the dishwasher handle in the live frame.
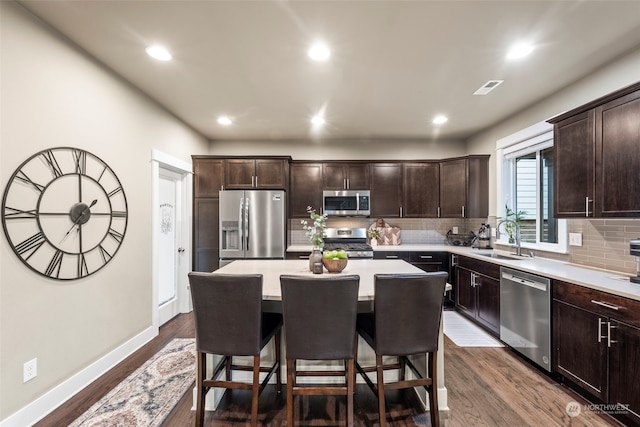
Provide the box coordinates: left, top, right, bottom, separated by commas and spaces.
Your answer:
501, 272, 548, 291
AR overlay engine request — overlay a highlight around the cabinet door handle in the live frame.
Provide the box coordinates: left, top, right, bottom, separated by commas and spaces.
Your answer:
420, 255, 433, 259
399, 207, 403, 218
385, 255, 399, 259
591, 300, 621, 311
597, 317, 606, 343
462, 206, 466, 218
471, 272, 476, 287
437, 206, 441, 218
254, 175, 258, 187
608, 322, 617, 347
451, 254, 458, 266
298, 255, 310, 259
585, 197, 592, 217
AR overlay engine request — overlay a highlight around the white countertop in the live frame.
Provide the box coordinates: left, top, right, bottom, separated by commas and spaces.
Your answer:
288, 244, 640, 301
215, 259, 429, 301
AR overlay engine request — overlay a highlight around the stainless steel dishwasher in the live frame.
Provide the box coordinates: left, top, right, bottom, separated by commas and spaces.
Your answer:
500, 267, 552, 372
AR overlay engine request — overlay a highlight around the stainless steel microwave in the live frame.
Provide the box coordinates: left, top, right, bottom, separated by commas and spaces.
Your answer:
323, 190, 370, 216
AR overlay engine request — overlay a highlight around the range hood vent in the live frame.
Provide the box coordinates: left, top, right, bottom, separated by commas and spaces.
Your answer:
474, 80, 504, 95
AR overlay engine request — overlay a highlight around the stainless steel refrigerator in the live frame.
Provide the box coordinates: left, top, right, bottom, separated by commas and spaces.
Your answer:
219, 190, 286, 267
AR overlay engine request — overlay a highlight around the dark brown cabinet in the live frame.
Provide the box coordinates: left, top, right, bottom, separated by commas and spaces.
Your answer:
192, 157, 225, 272
553, 111, 595, 217
402, 162, 439, 218
289, 162, 323, 217
455, 256, 500, 335
596, 89, 640, 216
373, 250, 449, 274
322, 162, 370, 190
549, 81, 640, 218
370, 163, 403, 217
192, 156, 289, 272
226, 158, 288, 189
440, 156, 489, 218
553, 280, 640, 425
193, 158, 225, 198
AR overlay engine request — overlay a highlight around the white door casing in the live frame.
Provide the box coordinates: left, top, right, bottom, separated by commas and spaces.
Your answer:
151, 150, 192, 329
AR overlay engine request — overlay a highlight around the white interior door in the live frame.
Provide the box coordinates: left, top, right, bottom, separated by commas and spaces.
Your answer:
158, 168, 184, 325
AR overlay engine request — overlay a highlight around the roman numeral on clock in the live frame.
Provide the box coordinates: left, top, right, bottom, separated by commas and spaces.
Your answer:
15, 232, 46, 259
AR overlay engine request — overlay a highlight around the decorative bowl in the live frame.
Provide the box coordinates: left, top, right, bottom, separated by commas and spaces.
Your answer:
322, 257, 348, 273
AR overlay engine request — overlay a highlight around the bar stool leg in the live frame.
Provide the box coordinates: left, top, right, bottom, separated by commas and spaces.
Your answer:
428, 352, 439, 427
376, 355, 387, 427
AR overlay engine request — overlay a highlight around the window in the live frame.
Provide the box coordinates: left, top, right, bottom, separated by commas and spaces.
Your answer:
497, 122, 567, 253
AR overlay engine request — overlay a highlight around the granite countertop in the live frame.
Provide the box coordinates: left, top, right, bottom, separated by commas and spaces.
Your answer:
287, 244, 640, 301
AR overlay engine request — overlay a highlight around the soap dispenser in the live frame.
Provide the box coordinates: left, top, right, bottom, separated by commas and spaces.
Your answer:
476, 223, 492, 249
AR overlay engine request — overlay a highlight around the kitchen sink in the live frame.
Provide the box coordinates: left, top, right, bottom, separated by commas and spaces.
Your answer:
477, 253, 526, 261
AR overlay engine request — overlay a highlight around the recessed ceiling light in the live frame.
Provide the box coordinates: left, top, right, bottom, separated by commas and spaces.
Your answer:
217, 116, 232, 126
308, 42, 331, 61
507, 42, 534, 60
145, 45, 172, 61
432, 115, 448, 125
311, 115, 325, 125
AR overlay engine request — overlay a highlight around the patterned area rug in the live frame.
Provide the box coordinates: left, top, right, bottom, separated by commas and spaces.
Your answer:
69, 338, 196, 427
443, 310, 504, 347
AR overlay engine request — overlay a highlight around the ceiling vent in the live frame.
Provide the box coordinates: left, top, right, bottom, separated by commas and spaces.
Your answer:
473, 80, 504, 95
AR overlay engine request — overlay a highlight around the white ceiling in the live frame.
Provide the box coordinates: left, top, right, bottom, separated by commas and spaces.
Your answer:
18, 0, 640, 142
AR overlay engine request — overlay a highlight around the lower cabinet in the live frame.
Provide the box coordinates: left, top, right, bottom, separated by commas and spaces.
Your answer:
373, 250, 449, 274
455, 256, 500, 335
553, 280, 640, 425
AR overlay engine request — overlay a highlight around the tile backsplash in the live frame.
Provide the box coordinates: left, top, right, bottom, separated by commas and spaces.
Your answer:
290, 216, 640, 276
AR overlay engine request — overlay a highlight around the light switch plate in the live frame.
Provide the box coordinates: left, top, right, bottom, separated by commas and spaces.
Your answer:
569, 232, 583, 246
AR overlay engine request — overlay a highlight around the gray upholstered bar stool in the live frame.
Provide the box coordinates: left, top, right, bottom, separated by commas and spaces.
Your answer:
188, 272, 282, 427
355, 272, 448, 427
280, 274, 360, 427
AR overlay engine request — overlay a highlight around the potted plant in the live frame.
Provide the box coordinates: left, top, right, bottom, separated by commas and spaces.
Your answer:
301, 206, 328, 271
499, 204, 526, 244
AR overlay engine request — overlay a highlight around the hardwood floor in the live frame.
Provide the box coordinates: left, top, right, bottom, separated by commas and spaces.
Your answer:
36, 313, 621, 426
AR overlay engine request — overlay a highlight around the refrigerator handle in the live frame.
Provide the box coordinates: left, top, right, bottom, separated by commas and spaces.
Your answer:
245, 197, 250, 251
238, 197, 244, 250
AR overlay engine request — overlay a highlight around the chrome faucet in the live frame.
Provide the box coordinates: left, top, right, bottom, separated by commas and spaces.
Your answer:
496, 219, 522, 256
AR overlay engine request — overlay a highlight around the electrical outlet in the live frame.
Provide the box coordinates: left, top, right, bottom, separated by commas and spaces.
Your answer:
569, 232, 583, 246
452, 226, 459, 234
23, 358, 37, 383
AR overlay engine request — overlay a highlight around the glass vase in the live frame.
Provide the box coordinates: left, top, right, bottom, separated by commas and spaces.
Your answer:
309, 248, 323, 273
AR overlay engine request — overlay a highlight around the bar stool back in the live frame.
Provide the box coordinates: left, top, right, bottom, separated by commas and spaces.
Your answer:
188, 272, 282, 427
280, 274, 360, 427
356, 272, 448, 427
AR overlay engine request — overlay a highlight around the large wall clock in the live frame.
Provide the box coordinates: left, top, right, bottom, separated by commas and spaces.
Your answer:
2, 147, 128, 280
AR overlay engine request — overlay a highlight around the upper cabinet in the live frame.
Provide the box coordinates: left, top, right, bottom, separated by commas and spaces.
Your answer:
596, 89, 640, 217
193, 157, 225, 198
370, 163, 403, 217
322, 162, 370, 190
290, 162, 323, 217
403, 162, 439, 218
553, 111, 595, 217
226, 158, 289, 189
439, 156, 489, 218
549, 81, 640, 218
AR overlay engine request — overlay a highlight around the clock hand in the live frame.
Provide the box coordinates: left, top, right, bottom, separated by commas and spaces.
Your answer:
60, 199, 98, 243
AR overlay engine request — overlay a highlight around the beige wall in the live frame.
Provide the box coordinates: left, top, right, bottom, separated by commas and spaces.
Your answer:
210, 138, 467, 160
466, 46, 640, 275
466, 46, 640, 217
0, 2, 209, 421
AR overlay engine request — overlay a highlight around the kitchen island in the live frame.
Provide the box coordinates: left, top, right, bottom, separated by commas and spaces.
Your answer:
210, 259, 450, 417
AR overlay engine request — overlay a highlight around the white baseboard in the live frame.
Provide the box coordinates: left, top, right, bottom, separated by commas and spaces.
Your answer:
0, 326, 158, 427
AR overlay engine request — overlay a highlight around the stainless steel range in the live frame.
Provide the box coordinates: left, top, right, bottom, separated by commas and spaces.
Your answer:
323, 228, 373, 259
